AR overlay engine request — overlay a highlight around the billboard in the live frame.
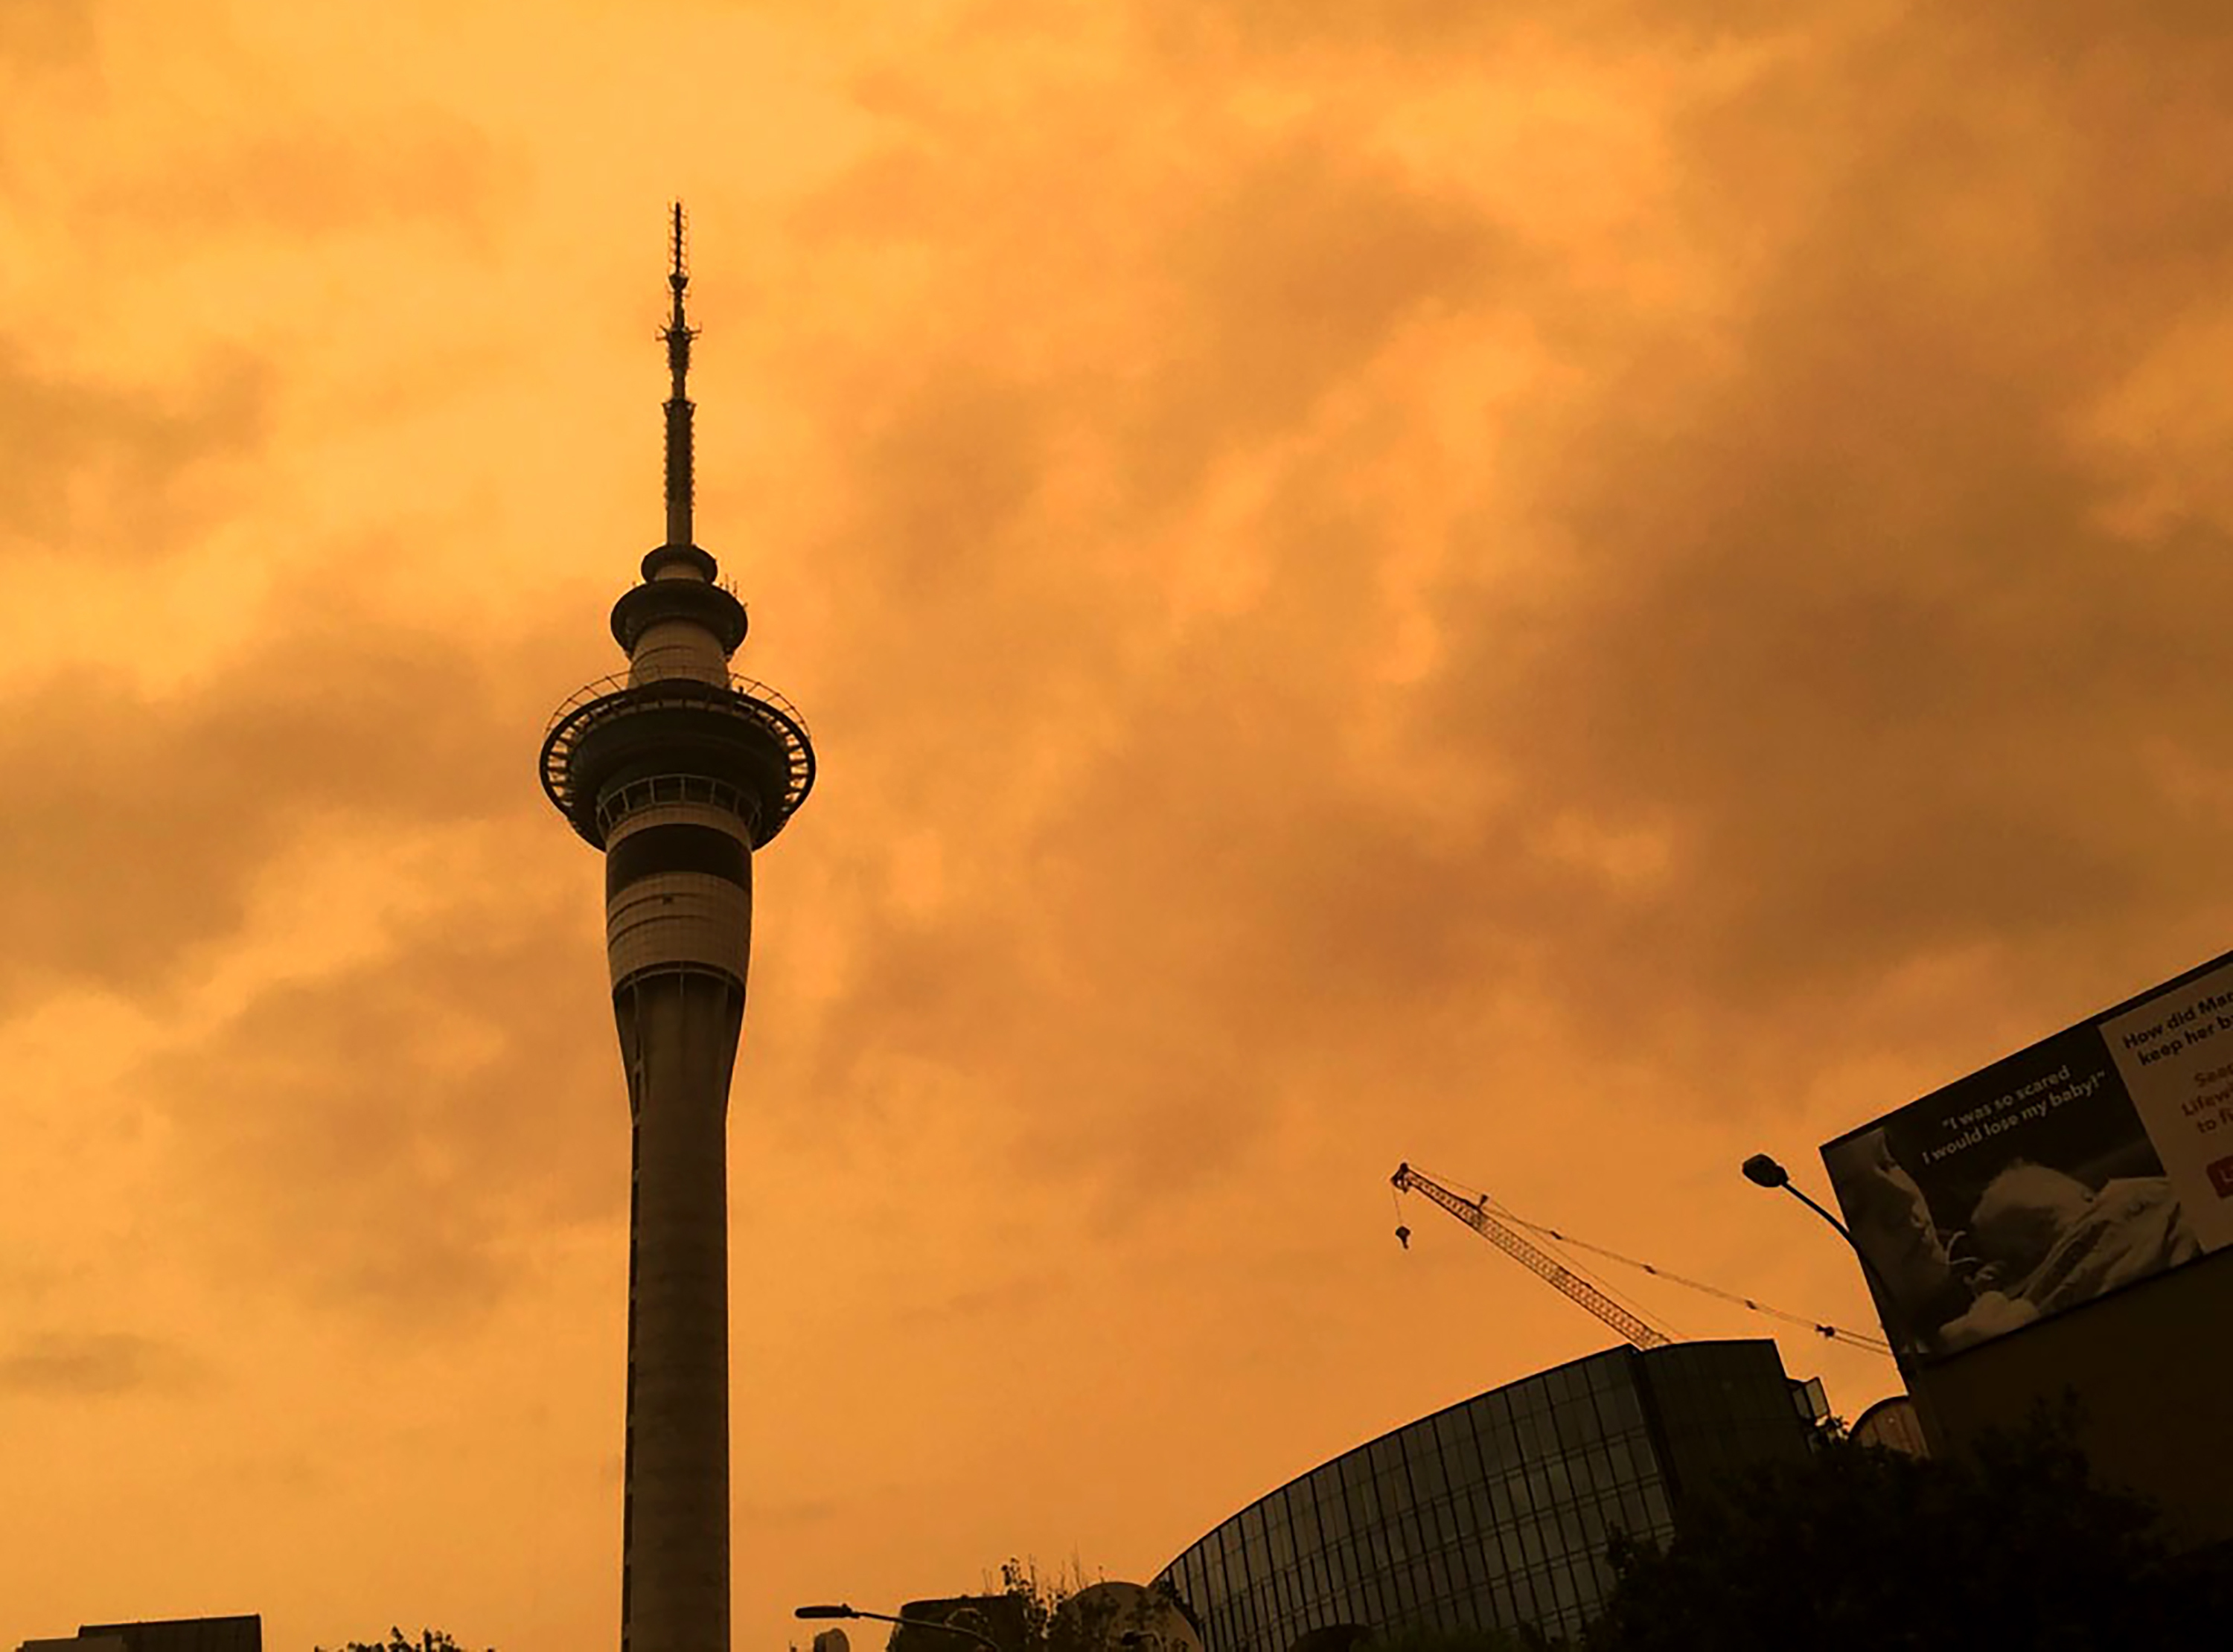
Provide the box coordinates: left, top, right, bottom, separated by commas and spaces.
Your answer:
1821, 948, 2233, 1362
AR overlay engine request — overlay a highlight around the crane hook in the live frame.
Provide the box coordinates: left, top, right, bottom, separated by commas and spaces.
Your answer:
1395, 1224, 1411, 1250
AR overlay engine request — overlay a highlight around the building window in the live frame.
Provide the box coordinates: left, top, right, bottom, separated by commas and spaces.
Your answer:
1551, 1564, 1579, 1614
1560, 1507, 1588, 1556
1410, 1440, 1448, 1499
1443, 1428, 1484, 1488
1507, 1572, 1536, 1625
1579, 1550, 1616, 1607
1412, 1558, 1441, 1608
1458, 1537, 1488, 1592
1641, 1482, 1670, 1531
1596, 1383, 1643, 1435
1464, 1485, 1492, 1534
1576, 1499, 1608, 1552
1520, 1523, 1547, 1568
1539, 1513, 1568, 1563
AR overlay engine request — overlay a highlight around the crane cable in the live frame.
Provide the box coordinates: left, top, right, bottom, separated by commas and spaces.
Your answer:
1493, 1197, 1892, 1357
1407, 1164, 1894, 1358
1396, 1170, 1687, 1342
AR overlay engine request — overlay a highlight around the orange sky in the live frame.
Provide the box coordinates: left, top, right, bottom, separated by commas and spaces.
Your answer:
5, 1, 2232, 1647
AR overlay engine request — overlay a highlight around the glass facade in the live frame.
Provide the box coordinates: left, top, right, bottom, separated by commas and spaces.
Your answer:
1154, 1340, 1818, 1650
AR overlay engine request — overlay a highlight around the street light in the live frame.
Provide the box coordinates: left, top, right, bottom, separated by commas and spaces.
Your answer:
1740, 1153, 1896, 1303
1742, 1151, 1905, 1313
796, 1605, 1003, 1652
1741, 1150, 1943, 1450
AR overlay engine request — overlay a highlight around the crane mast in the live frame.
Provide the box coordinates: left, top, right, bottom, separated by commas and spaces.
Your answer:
1392, 1162, 1674, 1351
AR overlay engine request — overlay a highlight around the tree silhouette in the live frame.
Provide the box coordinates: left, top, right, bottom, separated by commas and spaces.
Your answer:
1582, 1409, 2232, 1651
313, 1628, 492, 1652
1362, 1623, 1561, 1652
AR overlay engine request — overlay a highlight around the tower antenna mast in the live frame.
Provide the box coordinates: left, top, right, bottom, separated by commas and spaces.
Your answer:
659, 199, 701, 551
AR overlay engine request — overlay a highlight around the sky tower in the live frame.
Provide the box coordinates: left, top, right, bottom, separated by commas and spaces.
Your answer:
539, 203, 817, 1652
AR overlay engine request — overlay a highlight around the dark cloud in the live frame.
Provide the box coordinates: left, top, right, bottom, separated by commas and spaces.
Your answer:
0, 340, 274, 556
1125, 0, 1788, 67
0, 573, 589, 1014
1411, 9, 2233, 1037
896, 1273, 1067, 1327
14, 4, 2233, 1643
1116, 132, 1514, 504
772, 50, 1552, 1210
142, 886, 619, 1329
0, 1330, 208, 1397
771, 0, 2233, 1226
7, 0, 2230, 1420
736, 1495, 840, 1528
0, 0, 95, 75
88, 109, 520, 245
0, 573, 627, 1328
0, 574, 630, 1321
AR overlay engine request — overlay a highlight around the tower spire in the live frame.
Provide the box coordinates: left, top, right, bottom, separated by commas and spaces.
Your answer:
659, 199, 700, 551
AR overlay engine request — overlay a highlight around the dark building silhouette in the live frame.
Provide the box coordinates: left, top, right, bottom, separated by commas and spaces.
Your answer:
1154, 1341, 1824, 1649
539, 204, 817, 1652
1912, 1246, 2233, 1550
17, 1618, 259, 1652
889, 1595, 1030, 1652
1848, 1394, 1929, 1457
1812, 947, 2233, 1550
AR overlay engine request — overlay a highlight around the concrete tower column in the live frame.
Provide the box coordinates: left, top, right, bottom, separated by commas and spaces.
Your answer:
604, 793, 755, 1652
540, 202, 817, 1652
616, 967, 742, 1651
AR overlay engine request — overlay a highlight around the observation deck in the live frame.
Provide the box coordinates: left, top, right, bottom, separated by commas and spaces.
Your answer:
540, 664, 816, 851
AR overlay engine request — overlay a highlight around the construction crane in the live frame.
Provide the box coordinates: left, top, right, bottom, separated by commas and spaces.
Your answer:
1392, 1162, 1675, 1350
1391, 1161, 1894, 1358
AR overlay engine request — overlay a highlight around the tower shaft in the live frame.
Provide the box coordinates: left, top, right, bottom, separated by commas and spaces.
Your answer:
604, 746, 758, 1652
618, 967, 744, 1652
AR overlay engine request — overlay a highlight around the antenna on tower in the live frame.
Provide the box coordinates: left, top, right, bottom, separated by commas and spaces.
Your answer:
659, 199, 700, 550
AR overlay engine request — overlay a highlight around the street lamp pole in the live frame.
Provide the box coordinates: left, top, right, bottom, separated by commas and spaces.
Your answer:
1740, 1151, 1946, 1453
797, 1604, 1005, 1652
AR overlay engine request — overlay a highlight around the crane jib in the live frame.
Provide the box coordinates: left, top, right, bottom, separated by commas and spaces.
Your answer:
1390, 1161, 1891, 1359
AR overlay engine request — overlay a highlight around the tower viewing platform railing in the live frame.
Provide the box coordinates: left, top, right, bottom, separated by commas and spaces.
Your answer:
540, 662, 816, 847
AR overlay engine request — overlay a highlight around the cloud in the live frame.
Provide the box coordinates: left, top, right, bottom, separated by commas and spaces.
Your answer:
1113, 130, 1515, 505
0, 1330, 208, 1398
1408, 8, 2233, 1035
747, 0, 2233, 1236
0, 572, 585, 1015
0, 339, 274, 557
895, 1273, 1067, 1327
11, 6, 2233, 1645
86, 108, 519, 246
0, 567, 628, 1329
141, 885, 619, 1329
736, 1494, 841, 1528
6, 0, 2230, 1386
0, 0, 95, 76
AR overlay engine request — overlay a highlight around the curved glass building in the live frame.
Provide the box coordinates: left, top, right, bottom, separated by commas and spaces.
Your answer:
1154, 1340, 1825, 1650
